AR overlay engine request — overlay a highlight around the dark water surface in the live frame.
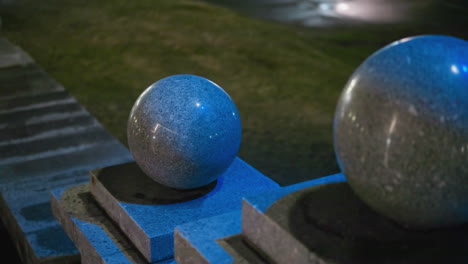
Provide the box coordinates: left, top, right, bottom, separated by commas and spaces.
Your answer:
203, 0, 468, 27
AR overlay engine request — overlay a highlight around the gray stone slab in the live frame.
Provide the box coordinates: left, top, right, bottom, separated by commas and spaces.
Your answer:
245, 182, 468, 264
0, 127, 114, 161
0, 90, 71, 111
1, 168, 90, 194
51, 184, 176, 264
0, 100, 83, 128
0, 39, 134, 264
0, 38, 34, 68
0, 114, 95, 142
241, 174, 344, 264
0, 140, 132, 185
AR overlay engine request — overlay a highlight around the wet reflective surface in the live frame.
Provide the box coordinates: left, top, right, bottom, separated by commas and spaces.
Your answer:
333, 35, 468, 229
204, 0, 464, 27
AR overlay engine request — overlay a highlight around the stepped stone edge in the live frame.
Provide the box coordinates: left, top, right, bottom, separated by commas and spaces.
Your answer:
241, 200, 326, 264
89, 171, 152, 261
50, 188, 109, 264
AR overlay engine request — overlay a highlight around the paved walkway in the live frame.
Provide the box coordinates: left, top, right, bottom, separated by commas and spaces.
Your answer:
0, 38, 133, 264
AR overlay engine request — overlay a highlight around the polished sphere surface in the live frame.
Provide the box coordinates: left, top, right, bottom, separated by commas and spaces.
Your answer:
334, 35, 468, 229
128, 74, 241, 189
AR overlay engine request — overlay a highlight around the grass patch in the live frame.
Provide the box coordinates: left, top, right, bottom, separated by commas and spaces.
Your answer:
1, 0, 466, 185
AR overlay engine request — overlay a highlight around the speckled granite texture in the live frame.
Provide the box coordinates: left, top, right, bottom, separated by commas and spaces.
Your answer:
51, 184, 176, 264
334, 35, 468, 229
90, 157, 279, 262
174, 211, 239, 264
247, 182, 468, 264
127, 74, 241, 189
242, 174, 345, 264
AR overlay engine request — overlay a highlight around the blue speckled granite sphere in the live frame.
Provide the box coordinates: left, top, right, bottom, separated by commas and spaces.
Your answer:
127, 75, 241, 189
334, 35, 468, 229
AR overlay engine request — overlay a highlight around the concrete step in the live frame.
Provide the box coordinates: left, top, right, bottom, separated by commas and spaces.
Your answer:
50, 183, 175, 264
0, 126, 115, 162
0, 90, 70, 111
218, 234, 271, 264
241, 174, 345, 264
0, 100, 83, 128
0, 114, 98, 144
175, 211, 270, 264
89, 158, 280, 263
175, 212, 240, 264
0, 140, 132, 185
0, 38, 133, 263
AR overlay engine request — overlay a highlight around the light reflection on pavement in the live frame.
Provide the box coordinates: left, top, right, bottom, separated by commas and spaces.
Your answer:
204, 0, 428, 27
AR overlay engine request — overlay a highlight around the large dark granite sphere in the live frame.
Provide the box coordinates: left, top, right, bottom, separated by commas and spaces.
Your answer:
128, 74, 241, 189
334, 35, 468, 229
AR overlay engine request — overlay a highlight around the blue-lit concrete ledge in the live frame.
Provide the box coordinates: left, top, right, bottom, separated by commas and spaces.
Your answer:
174, 174, 346, 264
243, 173, 345, 213
0, 170, 91, 264
90, 157, 280, 262
50, 185, 176, 264
175, 211, 240, 264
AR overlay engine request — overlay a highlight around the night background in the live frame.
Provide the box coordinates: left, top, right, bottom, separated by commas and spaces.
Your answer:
0, 0, 467, 262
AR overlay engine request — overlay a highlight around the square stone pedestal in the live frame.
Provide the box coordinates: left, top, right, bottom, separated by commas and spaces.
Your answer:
243, 177, 468, 264
90, 157, 279, 262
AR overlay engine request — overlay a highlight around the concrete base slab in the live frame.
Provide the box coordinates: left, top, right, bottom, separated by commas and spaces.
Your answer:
244, 180, 468, 264
51, 183, 176, 264
90, 158, 280, 262
241, 174, 345, 264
